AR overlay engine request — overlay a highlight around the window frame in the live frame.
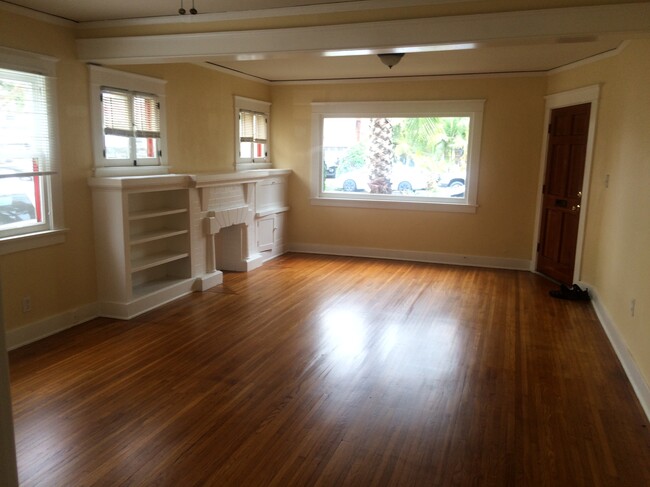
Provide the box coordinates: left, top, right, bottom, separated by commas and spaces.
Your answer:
310, 100, 485, 213
0, 46, 66, 254
89, 65, 168, 177
235, 96, 271, 171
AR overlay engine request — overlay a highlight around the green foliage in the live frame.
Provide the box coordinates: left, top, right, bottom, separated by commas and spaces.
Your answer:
392, 117, 469, 165
338, 142, 367, 173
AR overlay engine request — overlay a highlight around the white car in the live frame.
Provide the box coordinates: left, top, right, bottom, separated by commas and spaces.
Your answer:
334, 165, 431, 193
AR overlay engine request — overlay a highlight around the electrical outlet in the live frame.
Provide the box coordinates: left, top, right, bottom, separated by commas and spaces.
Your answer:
22, 296, 32, 313
630, 298, 636, 318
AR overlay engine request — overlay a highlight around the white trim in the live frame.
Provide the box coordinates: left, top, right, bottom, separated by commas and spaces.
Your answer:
584, 283, 650, 422
0, 229, 67, 256
310, 197, 477, 213
271, 70, 545, 86
88, 65, 169, 175
547, 41, 629, 75
289, 242, 530, 271
97, 279, 195, 320
531, 84, 600, 283
235, 96, 271, 169
5, 302, 99, 351
0, 46, 58, 76
76, 4, 650, 65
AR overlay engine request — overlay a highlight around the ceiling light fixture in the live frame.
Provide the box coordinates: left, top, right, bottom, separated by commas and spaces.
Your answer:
378, 53, 404, 69
179, 0, 198, 15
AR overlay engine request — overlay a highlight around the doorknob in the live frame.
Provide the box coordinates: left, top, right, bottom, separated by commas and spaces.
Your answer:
577, 191, 582, 197
572, 204, 581, 211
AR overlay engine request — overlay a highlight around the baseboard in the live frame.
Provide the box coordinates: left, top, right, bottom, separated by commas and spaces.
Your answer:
288, 243, 531, 271
583, 282, 650, 422
5, 302, 99, 351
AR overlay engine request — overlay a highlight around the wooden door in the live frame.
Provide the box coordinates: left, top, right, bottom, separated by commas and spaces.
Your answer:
537, 103, 591, 285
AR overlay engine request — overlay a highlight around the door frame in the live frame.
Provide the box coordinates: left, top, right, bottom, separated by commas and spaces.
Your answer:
531, 84, 600, 284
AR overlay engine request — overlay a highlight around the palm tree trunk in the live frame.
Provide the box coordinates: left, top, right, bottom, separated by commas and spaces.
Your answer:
367, 118, 394, 194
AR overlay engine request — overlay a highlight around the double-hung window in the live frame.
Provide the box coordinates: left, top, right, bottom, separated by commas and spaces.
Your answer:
311, 100, 484, 212
90, 66, 168, 177
235, 96, 271, 170
0, 47, 64, 251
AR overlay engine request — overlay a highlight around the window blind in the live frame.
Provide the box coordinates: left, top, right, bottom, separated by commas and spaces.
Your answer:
0, 67, 58, 178
240, 110, 267, 143
102, 89, 132, 137
134, 94, 160, 139
102, 89, 160, 139
253, 113, 267, 143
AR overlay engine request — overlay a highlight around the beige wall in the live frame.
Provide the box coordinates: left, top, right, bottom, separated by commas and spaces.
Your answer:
0, 11, 269, 334
272, 77, 546, 260
547, 40, 650, 386
0, 11, 97, 332
112, 64, 271, 172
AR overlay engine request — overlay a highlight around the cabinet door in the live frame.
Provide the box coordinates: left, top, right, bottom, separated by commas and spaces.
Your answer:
257, 216, 275, 252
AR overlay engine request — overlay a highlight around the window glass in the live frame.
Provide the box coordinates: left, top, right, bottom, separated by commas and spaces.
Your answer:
239, 109, 268, 162
101, 88, 160, 165
0, 67, 55, 237
322, 117, 469, 198
234, 96, 271, 170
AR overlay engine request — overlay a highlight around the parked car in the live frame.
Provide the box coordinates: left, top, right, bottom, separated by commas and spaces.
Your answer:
334, 165, 430, 193
0, 193, 36, 225
324, 164, 337, 179
437, 169, 466, 188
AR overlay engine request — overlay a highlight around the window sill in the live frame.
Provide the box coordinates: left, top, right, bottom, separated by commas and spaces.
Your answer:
236, 162, 272, 171
93, 166, 169, 178
0, 228, 68, 256
311, 196, 477, 213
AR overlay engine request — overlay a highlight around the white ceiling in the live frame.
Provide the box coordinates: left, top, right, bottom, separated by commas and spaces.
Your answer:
4, 0, 650, 82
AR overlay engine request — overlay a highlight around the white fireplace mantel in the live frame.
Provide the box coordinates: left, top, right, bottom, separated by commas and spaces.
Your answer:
88, 168, 290, 319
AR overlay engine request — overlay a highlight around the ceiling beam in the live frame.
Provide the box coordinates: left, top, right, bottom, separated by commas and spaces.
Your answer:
76, 3, 650, 65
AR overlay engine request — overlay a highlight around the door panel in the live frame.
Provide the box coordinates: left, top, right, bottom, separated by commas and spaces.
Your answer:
537, 103, 591, 285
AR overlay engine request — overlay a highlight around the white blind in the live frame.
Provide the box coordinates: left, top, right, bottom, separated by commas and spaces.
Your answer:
0, 67, 57, 178
102, 89, 132, 137
240, 110, 267, 143
134, 94, 160, 138
240, 110, 254, 142
102, 89, 160, 139
254, 113, 267, 143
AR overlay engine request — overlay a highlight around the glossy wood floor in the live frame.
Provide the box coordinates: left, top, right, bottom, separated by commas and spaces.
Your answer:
9, 254, 650, 486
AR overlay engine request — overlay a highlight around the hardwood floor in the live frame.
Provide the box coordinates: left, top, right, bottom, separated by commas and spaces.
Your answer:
9, 254, 650, 486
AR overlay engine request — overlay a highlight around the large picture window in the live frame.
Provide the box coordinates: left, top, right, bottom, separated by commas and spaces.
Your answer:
311, 100, 484, 212
0, 47, 64, 250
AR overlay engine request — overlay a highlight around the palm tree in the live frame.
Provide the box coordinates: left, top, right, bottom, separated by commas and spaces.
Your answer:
433, 117, 469, 165
367, 118, 394, 194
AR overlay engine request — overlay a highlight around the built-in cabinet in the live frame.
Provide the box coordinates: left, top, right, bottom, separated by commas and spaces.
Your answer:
255, 175, 289, 259
89, 170, 290, 319
127, 189, 191, 298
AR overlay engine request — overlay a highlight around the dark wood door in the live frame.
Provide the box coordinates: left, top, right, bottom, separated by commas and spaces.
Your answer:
537, 103, 591, 285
